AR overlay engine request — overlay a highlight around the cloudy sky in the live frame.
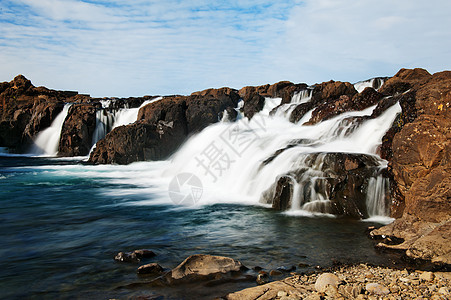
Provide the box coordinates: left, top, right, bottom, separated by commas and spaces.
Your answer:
0, 0, 450, 97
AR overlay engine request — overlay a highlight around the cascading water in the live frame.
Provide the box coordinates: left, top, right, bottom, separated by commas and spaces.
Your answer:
354, 78, 386, 93
90, 97, 163, 150
30, 104, 72, 156
163, 91, 401, 220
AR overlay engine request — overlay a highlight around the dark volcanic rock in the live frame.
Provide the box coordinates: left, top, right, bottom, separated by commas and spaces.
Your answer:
58, 104, 97, 156
137, 263, 164, 275
261, 152, 386, 219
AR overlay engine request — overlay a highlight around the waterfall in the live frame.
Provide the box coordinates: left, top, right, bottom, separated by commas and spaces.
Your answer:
90, 97, 163, 150
354, 78, 386, 93
163, 93, 400, 219
366, 173, 390, 217
31, 104, 72, 156
272, 89, 313, 119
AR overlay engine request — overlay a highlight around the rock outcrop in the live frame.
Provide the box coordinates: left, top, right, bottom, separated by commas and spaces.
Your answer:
371, 69, 451, 265
0, 75, 88, 152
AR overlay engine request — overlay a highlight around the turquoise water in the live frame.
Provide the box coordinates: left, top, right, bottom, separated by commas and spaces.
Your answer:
0, 156, 397, 299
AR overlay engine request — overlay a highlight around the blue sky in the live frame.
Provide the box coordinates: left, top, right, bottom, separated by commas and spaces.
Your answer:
0, 0, 450, 97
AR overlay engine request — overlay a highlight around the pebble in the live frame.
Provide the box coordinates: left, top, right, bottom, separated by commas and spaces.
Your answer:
419, 271, 435, 282
365, 283, 390, 295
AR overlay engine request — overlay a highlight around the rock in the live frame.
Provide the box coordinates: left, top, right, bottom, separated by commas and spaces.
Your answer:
114, 249, 156, 263
315, 273, 340, 292
438, 286, 449, 295
133, 249, 156, 258
366, 283, 390, 295
419, 271, 434, 282
277, 291, 288, 297
163, 254, 246, 284
114, 251, 140, 263
137, 263, 164, 275
269, 270, 282, 276
58, 104, 97, 156
256, 273, 269, 285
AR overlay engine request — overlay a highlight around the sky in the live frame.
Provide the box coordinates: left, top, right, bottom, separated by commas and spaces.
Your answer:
0, 0, 450, 97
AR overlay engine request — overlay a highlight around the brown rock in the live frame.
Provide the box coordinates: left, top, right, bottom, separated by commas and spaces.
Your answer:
161, 254, 246, 285
315, 273, 340, 292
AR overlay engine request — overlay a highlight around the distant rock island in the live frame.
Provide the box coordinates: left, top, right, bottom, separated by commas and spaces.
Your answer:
0, 68, 449, 267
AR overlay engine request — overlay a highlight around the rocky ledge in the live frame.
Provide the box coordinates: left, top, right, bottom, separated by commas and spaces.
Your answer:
225, 264, 450, 300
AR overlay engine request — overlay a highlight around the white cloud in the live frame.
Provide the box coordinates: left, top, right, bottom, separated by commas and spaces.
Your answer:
0, 0, 450, 97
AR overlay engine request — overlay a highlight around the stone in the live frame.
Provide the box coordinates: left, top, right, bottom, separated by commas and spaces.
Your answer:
256, 273, 269, 285
114, 251, 140, 263
438, 287, 449, 295
315, 273, 340, 292
277, 290, 288, 297
137, 263, 164, 275
366, 283, 390, 295
163, 254, 245, 285
270, 270, 282, 276
133, 249, 156, 259
419, 272, 435, 282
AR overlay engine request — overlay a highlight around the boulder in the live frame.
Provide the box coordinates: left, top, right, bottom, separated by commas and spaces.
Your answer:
161, 254, 246, 285
114, 249, 156, 263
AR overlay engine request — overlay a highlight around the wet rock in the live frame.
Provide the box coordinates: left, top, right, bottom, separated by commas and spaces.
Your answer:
137, 263, 164, 275
315, 273, 340, 292
114, 249, 156, 263
269, 270, 282, 276
256, 273, 269, 285
115, 251, 140, 263
365, 283, 390, 295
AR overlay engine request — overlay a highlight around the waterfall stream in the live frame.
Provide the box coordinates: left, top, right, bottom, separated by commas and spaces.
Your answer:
30, 104, 72, 156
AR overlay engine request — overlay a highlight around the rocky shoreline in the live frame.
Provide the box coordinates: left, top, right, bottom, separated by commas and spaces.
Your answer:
112, 250, 450, 299
225, 263, 450, 300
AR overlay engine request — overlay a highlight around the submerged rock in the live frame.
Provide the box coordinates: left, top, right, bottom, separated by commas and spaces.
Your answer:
137, 263, 164, 275
114, 249, 156, 263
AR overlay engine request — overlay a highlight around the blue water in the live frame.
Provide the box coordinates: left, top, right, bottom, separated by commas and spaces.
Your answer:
0, 156, 397, 299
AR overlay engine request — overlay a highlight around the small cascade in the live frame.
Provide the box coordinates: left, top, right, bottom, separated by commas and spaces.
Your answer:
273, 88, 312, 118
31, 104, 72, 156
354, 78, 386, 93
90, 97, 163, 151
91, 109, 115, 146
366, 172, 390, 217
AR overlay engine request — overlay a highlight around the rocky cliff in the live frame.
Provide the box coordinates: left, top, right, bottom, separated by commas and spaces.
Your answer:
370, 69, 451, 266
